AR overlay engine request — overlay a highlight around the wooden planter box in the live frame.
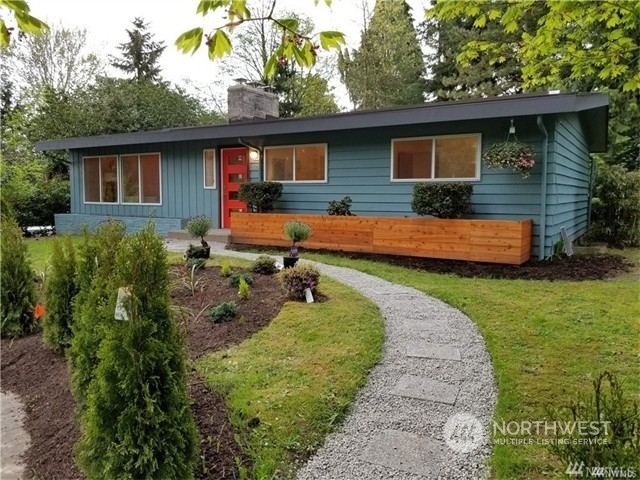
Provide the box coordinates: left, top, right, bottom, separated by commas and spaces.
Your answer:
231, 213, 533, 265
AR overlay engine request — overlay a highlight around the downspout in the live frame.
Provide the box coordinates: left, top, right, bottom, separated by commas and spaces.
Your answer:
238, 138, 263, 180
537, 115, 549, 261
587, 155, 595, 230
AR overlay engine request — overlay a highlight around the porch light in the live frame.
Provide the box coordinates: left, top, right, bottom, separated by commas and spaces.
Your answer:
249, 149, 260, 161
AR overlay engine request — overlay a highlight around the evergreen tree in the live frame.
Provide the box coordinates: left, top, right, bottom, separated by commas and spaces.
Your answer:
43, 236, 78, 353
0, 214, 38, 338
420, 2, 544, 100
338, 0, 426, 110
110, 18, 165, 83
76, 223, 198, 479
68, 220, 126, 414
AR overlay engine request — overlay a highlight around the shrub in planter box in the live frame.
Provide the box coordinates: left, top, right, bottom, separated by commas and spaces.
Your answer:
238, 182, 283, 212
411, 182, 473, 219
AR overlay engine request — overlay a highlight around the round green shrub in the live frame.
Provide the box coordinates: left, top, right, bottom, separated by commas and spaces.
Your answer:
210, 301, 238, 323
238, 182, 283, 212
228, 271, 253, 288
251, 255, 277, 275
411, 182, 473, 219
277, 263, 320, 301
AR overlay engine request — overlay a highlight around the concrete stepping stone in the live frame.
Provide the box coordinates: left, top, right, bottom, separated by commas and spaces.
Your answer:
406, 342, 462, 361
1, 391, 30, 480
360, 429, 447, 478
402, 317, 450, 332
391, 374, 459, 405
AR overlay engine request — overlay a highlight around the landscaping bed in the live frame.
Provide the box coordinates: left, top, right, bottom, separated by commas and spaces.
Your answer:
228, 244, 634, 281
0, 262, 286, 480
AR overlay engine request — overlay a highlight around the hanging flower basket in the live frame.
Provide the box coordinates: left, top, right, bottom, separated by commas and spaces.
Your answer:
483, 141, 535, 179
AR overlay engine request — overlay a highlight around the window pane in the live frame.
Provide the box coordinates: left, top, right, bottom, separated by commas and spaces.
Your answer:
393, 140, 432, 179
100, 156, 118, 203
228, 173, 246, 183
265, 147, 293, 181
140, 154, 160, 203
84, 158, 100, 202
435, 136, 478, 179
227, 153, 245, 166
121, 155, 140, 203
204, 150, 215, 187
295, 145, 325, 181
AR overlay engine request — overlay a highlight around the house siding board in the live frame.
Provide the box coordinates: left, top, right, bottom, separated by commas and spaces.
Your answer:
544, 113, 592, 256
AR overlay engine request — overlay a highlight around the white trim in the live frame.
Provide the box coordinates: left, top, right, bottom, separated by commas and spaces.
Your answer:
390, 133, 482, 182
82, 153, 162, 206
203, 148, 217, 189
263, 143, 328, 183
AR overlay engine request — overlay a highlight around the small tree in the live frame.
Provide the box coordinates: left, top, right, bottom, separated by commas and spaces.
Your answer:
43, 236, 78, 353
76, 223, 198, 479
68, 220, 126, 414
0, 215, 38, 338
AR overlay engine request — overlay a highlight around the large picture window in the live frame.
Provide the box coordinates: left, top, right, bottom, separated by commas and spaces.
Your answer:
391, 134, 480, 181
264, 144, 327, 182
83, 153, 161, 204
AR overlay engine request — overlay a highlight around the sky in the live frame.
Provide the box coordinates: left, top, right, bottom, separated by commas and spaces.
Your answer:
26, 0, 429, 110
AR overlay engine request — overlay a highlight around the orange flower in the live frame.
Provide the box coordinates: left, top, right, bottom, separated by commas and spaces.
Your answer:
34, 303, 45, 319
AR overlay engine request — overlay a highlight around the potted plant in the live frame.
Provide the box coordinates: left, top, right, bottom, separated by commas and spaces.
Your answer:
185, 215, 212, 259
283, 221, 312, 268
483, 140, 536, 178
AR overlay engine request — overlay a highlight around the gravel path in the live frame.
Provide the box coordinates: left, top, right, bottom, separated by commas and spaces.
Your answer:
0, 391, 30, 480
167, 240, 497, 479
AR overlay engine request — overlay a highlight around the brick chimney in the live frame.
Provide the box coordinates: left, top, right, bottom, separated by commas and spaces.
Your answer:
227, 83, 279, 123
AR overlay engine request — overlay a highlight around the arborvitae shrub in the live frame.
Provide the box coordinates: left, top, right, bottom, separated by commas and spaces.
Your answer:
220, 262, 231, 277
278, 264, 320, 301
0, 215, 38, 338
228, 271, 253, 288
68, 220, 126, 413
251, 255, 278, 275
43, 236, 78, 353
238, 181, 283, 212
411, 182, 473, 219
76, 223, 198, 479
238, 277, 250, 300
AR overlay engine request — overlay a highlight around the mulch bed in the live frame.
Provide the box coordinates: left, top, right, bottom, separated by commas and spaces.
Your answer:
228, 244, 634, 281
0, 264, 286, 480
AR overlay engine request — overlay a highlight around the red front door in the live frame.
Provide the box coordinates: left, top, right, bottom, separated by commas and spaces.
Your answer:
221, 148, 249, 228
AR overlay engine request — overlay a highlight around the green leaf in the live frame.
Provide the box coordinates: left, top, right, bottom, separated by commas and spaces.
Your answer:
292, 45, 306, 66
264, 54, 278, 78
229, 0, 250, 20
318, 31, 345, 50
207, 29, 232, 60
277, 18, 299, 33
0, 19, 9, 48
196, 0, 226, 16
175, 27, 204, 55
13, 10, 48, 35
1, 0, 31, 12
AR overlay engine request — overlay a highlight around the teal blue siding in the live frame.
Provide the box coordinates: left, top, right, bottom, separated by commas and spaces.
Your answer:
544, 113, 592, 257
64, 140, 222, 232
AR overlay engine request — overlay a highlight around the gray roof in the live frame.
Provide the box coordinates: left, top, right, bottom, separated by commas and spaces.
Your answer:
35, 92, 609, 153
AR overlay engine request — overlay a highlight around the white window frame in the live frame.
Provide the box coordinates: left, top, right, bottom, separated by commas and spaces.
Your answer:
203, 149, 217, 189
82, 153, 162, 205
263, 143, 328, 183
390, 133, 482, 182
82, 155, 120, 204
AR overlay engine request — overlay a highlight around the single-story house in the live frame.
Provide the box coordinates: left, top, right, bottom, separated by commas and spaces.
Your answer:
35, 86, 608, 260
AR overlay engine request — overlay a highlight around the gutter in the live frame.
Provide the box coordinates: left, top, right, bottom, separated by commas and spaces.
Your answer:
537, 115, 549, 261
